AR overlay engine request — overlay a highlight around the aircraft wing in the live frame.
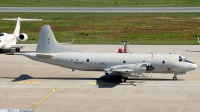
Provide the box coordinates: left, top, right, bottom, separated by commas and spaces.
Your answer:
36, 54, 54, 58
112, 69, 133, 74
104, 63, 148, 75
6, 52, 54, 59
11, 42, 71, 48
10, 37, 74, 48
11, 44, 37, 48
59, 37, 75, 45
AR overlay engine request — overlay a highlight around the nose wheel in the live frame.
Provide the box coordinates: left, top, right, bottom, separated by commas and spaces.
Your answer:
105, 71, 109, 75
173, 76, 177, 80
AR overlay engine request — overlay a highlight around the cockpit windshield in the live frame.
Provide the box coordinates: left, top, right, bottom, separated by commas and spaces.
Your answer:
179, 56, 194, 64
0, 34, 4, 36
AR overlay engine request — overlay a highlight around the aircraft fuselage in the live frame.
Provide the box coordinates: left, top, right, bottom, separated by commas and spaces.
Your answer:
0, 34, 16, 49
24, 52, 197, 74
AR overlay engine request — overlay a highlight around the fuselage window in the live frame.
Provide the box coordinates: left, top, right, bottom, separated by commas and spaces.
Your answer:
162, 61, 165, 64
123, 61, 126, 63
76, 59, 78, 61
87, 59, 89, 62
71, 59, 73, 61
0, 40, 1, 42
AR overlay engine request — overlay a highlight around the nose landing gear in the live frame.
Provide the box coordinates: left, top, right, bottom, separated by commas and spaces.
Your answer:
173, 76, 177, 80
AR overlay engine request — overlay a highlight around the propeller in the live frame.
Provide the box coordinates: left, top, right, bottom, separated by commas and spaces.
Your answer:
146, 64, 155, 71
146, 53, 155, 71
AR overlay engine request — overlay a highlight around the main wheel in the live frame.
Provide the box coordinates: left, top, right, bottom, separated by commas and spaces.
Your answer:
173, 76, 177, 80
121, 78, 126, 82
15, 48, 20, 52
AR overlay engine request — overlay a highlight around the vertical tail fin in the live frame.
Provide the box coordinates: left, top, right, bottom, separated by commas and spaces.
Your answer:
14, 17, 21, 36
36, 25, 79, 53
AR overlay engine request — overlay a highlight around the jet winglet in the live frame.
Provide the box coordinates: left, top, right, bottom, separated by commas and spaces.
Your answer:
5, 52, 14, 55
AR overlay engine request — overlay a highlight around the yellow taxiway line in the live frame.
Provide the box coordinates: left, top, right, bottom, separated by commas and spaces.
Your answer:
30, 83, 56, 109
27, 81, 87, 110
20, 80, 109, 110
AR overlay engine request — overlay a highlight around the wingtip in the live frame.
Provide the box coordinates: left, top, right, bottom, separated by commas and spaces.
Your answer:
5, 52, 14, 55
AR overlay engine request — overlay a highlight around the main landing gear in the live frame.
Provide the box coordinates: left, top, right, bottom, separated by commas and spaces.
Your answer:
15, 48, 20, 52
121, 77, 128, 82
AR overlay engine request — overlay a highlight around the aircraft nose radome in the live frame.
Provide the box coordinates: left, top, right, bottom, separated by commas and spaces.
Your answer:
194, 64, 197, 69
191, 64, 197, 70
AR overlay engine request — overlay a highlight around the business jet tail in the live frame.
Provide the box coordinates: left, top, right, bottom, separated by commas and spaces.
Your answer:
2, 17, 42, 37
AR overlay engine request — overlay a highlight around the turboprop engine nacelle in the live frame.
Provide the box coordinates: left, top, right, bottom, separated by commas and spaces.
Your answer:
111, 63, 148, 74
18, 33, 28, 41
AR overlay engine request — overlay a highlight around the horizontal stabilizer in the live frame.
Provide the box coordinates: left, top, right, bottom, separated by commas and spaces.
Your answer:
3, 18, 42, 21
36, 54, 54, 58
5, 52, 24, 55
11, 44, 37, 48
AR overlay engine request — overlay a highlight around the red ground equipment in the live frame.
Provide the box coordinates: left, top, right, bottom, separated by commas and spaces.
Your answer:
118, 41, 129, 53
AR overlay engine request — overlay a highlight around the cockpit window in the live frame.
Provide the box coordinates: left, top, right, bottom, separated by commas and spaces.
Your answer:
179, 56, 183, 62
0, 34, 4, 36
179, 56, 194, 64
0, 40, 1, 42
183, 58, 194, 64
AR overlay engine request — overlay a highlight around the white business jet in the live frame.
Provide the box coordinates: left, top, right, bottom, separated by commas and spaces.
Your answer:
7, 25, 197, 82
0, 17, 42, 52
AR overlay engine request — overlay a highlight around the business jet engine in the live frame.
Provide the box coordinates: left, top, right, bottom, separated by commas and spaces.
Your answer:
18, 33, 28, 41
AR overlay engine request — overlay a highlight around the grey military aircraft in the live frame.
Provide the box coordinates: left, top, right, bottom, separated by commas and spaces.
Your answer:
7, 25, 197, 82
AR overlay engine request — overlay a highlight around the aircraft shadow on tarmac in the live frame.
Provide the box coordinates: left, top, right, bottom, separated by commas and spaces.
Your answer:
0, 50, 11, 54
189, 50, 200, 52
1, 73, 184, 88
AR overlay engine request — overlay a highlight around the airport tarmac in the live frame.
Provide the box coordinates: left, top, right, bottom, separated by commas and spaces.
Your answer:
0, 45, 200, 112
